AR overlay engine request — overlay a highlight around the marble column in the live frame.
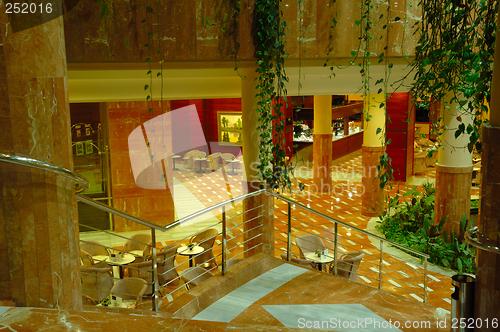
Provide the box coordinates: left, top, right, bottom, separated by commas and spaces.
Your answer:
434, 93, 473, 235
474, 16, 500, 327
361, 94, 385, 216
240, 68, 273, 257
0, 12, 81, 310
312, 95, 332, 193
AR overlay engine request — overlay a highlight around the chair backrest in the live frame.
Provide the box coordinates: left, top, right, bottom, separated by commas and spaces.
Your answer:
127, 260, 153, 294
128, 244, 180, 293
180, 267, 214, 290
157, 245, 180, 285
295, 235, 326, 258
207, 152, 222, 170
221, 153, 235, 162
110, 277, 148, 302
280, 253, 315, 269
80, 266, 114, 301
82, 294, 97, 306
80, 240, 110, 256
184, 150, 199, 158
190, 228, 218, 267
336, 252, 365, 281
80, 249, 94, 266
194, 151, 206, 158
123, 233, 152, 253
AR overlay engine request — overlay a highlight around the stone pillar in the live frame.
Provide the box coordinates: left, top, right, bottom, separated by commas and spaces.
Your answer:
434, 93, 473, 235
361, 94, 385, 216
474, 17, 500, 327
313, 95, 332, 193
240, 68, 273, 257
0, 13, 81, 309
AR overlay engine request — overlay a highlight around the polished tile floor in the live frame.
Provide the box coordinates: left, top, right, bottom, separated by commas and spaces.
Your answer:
0, 263, 450, 331
160, 151, 471, 314
80, 150, 477, 316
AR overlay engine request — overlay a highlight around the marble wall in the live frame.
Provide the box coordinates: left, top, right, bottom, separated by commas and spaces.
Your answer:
108, 101, 175, 232
63, 0, 420, 63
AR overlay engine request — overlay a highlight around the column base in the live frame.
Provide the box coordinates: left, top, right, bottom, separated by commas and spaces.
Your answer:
242, 182, 273, 258
312, 133, 332, 193
361, 146, 384, 217
434, 164, 472, 236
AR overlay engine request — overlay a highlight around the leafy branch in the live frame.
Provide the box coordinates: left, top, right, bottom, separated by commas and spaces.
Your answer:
253, 0, 299, 192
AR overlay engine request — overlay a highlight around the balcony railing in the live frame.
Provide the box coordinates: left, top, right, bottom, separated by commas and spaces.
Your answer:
1, 152, 431, 312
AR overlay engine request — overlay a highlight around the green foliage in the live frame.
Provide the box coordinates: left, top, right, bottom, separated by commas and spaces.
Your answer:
349, 0, 398, 190
140, 0, 165, 114
376, 183, 476, 273
202, 0, 246, 76
410, 0, 498, 154
253, 0, 300, 193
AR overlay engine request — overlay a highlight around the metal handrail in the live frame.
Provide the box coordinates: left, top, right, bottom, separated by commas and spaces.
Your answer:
166, 189, 266, 230
466, 226, 500, 254
267, 191, 430, 259
76, 194, 166, 232
2, 151, 430, 305
0, 152, 90, 191
167, 188, 428, 259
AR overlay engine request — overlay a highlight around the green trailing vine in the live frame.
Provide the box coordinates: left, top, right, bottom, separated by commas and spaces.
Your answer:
350, 0, 399, 190
141, 0, 165, 114
253, 0, 298, 192
323, 3, 338, 78
202, 0, 247, 77
410, 0, 498, 154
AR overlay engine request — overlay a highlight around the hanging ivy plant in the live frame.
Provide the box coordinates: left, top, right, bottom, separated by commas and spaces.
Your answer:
350, 0, 397, 190
253, 0, 299, 192
202, 0, 247, 77
410, 0, 498, 154
141, 0, 165, 114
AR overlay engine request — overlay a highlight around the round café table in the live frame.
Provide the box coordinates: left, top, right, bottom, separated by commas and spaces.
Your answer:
172, 155, 181, 170
224, 159, 239, 175
177, 245, 204, 267
193, 157, 207, 173
92, 253, 136, 279
305, 252, 334, 272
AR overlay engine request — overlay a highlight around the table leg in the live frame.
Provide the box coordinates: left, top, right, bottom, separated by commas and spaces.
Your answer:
197, 160, 204, 173
229, 162, 236, 175
188, 254, 194, 267
119, 266, 124, 279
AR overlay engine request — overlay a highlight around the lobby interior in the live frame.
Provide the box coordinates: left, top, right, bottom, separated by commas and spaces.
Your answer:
1, 0, 500, 331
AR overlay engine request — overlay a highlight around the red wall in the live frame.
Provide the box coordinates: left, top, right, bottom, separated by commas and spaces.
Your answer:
108, 101, 175, 232
386, 93, 415, 182
171, 99, 242, 156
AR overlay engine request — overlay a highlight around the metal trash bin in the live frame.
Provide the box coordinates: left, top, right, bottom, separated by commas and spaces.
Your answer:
451, 274, 475, 331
